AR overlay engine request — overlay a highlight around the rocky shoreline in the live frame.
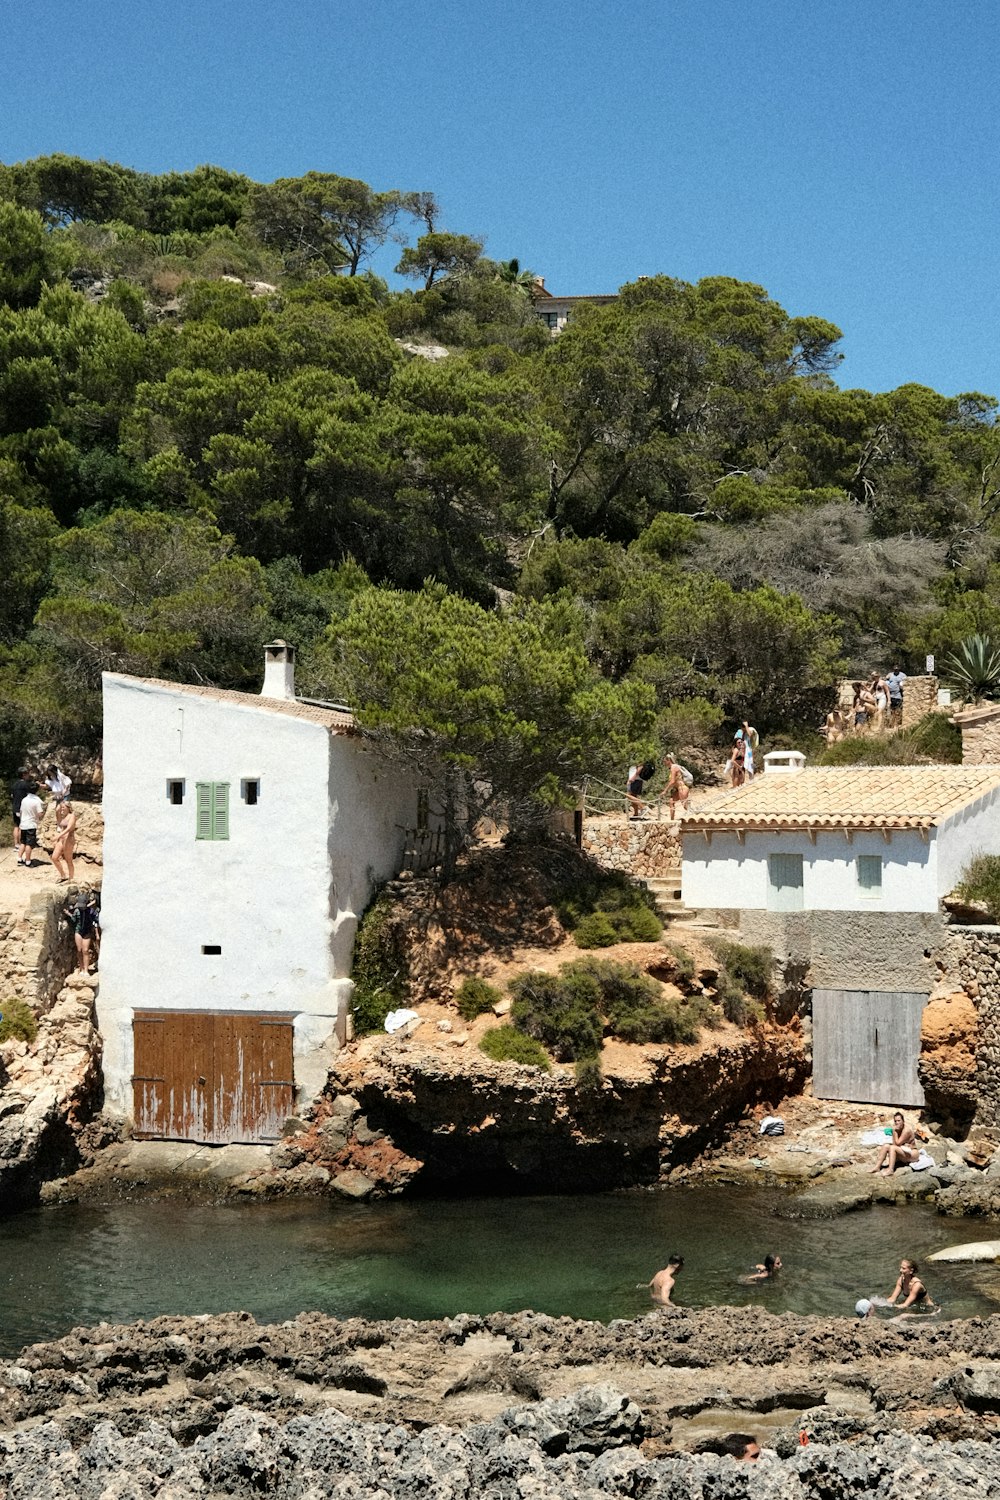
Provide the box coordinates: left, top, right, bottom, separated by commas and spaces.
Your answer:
2, 1307, 1000, 1496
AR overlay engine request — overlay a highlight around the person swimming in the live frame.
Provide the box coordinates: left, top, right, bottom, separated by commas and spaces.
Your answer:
744, 1254, 781, 1283
886, 1258, 935, 1312
644, 1254, 684, 1306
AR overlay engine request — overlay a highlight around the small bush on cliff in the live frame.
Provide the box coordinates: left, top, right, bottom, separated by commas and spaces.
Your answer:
455, 976, 502, 1021
667, 943, 697, 989
350, 888, 411, 1034
574, 1055, 603, 1090
554, 867, 663, 947
955, 853, 1000, 921
716, 972, 764, 1027
0, 998, 37, 1044
479, 1026, 551, 1070
510, 968, 604, 1061
713, 940, 773, 999
568, 957, 694, 1044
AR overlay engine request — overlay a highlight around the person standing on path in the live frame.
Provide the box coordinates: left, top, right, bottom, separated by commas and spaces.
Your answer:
44, 765, 72, 803
50, 800, 77, 883
740, 722, 759, 778
16, 783, 45, 867
10, 769, 33, 855
662, 755, 691, 820
886, 667, 907, 724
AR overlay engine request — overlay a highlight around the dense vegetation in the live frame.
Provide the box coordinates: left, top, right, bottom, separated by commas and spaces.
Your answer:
2, 152, 999, 849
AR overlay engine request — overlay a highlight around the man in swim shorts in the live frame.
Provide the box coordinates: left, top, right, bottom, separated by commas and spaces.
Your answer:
648, 1254, 684, 1305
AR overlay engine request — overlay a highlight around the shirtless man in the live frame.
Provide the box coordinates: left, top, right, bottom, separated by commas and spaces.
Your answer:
870, 1111, 919, 1173
647, 1254, 684, 1305
662, 755, 690, 821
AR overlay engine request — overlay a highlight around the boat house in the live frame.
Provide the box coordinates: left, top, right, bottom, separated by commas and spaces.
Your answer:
98, 644, 427, 1146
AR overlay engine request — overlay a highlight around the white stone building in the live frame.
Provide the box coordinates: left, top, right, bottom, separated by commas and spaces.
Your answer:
98, 644, 427, 1145
680, 764, 1000, 1105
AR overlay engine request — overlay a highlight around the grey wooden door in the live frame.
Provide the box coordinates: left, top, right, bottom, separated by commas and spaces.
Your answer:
812, 990, 927, 1106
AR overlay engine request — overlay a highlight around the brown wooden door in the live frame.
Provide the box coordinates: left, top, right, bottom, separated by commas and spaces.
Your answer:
132, 1012, 295, 1144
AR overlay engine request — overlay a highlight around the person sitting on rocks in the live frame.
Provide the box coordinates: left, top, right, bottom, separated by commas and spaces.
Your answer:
869, 1111, 919, 1173
646, 1254, 684, 1306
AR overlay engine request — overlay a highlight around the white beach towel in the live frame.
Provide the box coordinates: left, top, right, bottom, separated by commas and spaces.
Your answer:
910, 1150, 935, 1172
384, 1008, 420, 1034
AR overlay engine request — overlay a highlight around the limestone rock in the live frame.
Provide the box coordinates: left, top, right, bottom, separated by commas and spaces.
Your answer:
331, 1169, 375, 1199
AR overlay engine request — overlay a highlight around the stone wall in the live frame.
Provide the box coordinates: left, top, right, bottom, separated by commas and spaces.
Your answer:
900, 674, 942, 727
933, 924, 1000, 1134
581, 815, 681, 879
951, 703, 1000, 765
0, 888, 79, 1013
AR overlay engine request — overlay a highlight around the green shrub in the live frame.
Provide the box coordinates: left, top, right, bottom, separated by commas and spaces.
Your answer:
509, 968, 604, 1061
455, 976, 502, 1021
554, 867, 663, 946
715, 973, 764, 1027
0, 999, 37, 1045
574, 1055, 604, 1090
479, 1026, 551, 1070
667, 943, 696, 988
712, 940, 773, 999
955, 854, 1000, 921
573, 912, 619, 948
349, 889, 410, 1034
819, 712, 961, 767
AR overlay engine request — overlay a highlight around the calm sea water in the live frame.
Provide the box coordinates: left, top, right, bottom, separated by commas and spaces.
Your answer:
0, 1188, 997, 1355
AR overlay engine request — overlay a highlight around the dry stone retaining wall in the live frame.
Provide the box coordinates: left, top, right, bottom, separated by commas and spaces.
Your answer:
933, 925, 1000, 1134
0, 888, 79, 1013
581, 815, 681, 879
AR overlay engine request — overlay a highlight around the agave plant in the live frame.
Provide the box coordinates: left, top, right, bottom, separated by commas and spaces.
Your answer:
942, 634, 1000, 701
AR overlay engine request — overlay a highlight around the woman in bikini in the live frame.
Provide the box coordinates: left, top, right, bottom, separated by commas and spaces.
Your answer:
869, 1111, 919, 1173
886, 1258, 934, 1311
51, 800, 77, 884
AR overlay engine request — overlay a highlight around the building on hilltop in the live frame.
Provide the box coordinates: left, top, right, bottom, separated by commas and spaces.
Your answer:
531, 277, 618, 334
680, 763, 1000, 1107
98, 643, 432, 1146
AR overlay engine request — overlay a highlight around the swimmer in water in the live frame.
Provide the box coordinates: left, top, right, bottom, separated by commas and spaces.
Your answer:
745, 1254, 781, 1283
886, 1258, 935, 1312
644, 1254, 684, 1306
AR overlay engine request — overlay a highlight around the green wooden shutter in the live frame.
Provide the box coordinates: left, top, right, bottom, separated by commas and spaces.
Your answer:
767, 852, 804, 911
196, 783, 214, 840
857, 854, 882, 895
213, 782, 230, 840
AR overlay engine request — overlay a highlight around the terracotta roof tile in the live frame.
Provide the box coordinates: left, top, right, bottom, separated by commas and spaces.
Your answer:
105, 673, 356, 732
681, 765, 1000, 833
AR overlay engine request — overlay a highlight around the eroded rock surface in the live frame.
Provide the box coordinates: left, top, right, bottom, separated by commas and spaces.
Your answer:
2, 1309, 1000, 1497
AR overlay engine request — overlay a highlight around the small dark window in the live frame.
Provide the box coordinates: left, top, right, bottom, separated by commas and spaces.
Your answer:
167, 780, 185, 805
242, 779, 260, 806
201, 944, 222, 956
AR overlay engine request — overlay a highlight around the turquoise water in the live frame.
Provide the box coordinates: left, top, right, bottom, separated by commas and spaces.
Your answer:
0, 1188, 998, 1355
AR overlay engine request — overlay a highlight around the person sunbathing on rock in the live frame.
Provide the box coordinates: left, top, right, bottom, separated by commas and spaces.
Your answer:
869, 1112, 919, 1173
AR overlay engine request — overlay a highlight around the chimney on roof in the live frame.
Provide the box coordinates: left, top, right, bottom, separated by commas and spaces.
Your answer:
262, 640, 296, 700
533, 275, 545, 290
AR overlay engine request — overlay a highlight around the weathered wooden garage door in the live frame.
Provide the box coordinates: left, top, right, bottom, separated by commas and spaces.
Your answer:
812, 990, 927, 1106
132, 1012, 294, 1144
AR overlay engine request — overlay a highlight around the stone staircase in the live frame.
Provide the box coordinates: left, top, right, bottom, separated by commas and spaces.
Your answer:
643, 867, 684, 919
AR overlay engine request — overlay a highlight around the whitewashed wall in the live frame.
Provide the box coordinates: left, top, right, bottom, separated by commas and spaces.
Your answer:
935, 788, 1000, 895
98, 675, 420, 1117
681, 828, 936, 913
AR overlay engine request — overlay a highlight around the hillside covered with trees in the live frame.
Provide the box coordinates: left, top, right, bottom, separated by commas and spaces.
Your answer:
1, 152, 998, 834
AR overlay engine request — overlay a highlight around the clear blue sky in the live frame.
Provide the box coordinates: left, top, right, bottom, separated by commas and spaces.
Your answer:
2, 0, 996, 397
